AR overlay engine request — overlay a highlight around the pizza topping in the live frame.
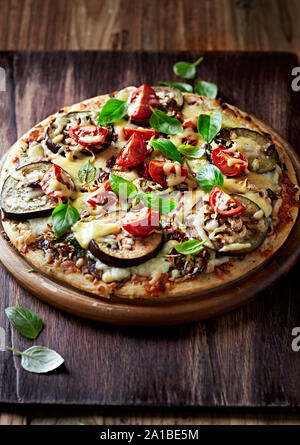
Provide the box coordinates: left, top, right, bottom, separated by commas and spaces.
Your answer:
123, 127, 157, 141
212, 147, 248, 176
209, 187, 245, 216
69, 125, 109, 148
87, 189, 117, 209
40, 164, 75, 199
152, 86, 184, 116
149, 160, 188, 187
127, 84, 159, 123
88, 211, 164, 267
121, 207, 160, 237
1, 162, 58, 220
115, 133, 147, 168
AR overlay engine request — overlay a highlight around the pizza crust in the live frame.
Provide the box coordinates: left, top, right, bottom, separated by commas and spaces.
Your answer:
1, 93, 299, 299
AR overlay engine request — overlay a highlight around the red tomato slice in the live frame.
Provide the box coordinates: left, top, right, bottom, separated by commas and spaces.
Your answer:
116, 133, 147, 168
69, 125, 109, 147
128, 84, 159, 122
149, 160, 189, 187
212, 147, 248, 176
209, 186, 245, 216
121, 207, 160, 237
122, 127, 157, 141
40, 164, 74, 199
87, 190, 117, 209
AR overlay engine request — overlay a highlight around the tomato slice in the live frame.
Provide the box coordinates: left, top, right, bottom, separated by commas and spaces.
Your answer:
87, 190, 116, 208
209, 186, 245, 216
40, 164, 74, 199
123, 127, 157, 141
69, 125, 109, 148
128, 84, 159, 122
116, 133, 147, 168
149, 160, 189, 187
212, 147, 248, 176
121, 207, 160, 237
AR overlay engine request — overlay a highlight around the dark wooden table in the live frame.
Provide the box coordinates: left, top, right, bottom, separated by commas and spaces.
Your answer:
1, 0, 300, 426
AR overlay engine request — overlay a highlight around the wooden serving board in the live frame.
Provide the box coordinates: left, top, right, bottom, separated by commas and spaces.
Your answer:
0, 51, 299, 407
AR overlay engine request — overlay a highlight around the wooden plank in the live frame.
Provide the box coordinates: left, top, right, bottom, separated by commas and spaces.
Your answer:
0, 51, 299, 408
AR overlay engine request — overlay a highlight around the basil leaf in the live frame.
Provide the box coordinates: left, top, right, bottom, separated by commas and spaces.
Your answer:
52, 200, 80, 238
5, 307, 43, 339
149, 109, 183, 135
97, 98, 128, 125
173, 57, 204, 80
109, 174, 137, 199
194, 80, 218, 99
7, 346, 64, 374
175, 239, 207, 255
141, 193, 177, 214
197, 112, 222, 143
78, 160, 96, 184
196, 164, 224, 191
177, 145, 205, 159
159, 81, 193, 93
148, 138, 182, 163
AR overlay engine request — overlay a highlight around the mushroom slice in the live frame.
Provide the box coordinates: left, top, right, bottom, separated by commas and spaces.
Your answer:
88, 211, 164, 267
152, 86, 184, 116
217, 128, 278, 173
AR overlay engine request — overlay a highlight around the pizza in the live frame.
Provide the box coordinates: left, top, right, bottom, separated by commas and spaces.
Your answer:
0, 84, 298, 299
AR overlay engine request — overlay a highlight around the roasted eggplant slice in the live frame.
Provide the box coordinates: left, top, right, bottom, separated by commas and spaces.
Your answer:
1, 161, 73, 220
216, 128, 278, 173
152, 86, 184, 116
46, 111, 111, 155
88, 211, 164, 267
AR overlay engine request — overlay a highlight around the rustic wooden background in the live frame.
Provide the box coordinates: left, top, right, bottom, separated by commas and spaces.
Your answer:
0, 0, 300, 426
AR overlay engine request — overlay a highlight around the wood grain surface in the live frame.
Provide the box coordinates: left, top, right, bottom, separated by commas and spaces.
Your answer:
0, 0, 300, 426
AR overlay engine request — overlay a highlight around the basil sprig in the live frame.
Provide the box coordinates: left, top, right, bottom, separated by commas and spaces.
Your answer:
196, 164, 224, 191
110, 174, 176, 214
52, 200, 80, 238
194, 80, 218, 99
7, 346, 64, 374
175, 239, 207, 255
5, 306, 43, 339
140, 192, 177, 214
149, 108, 183, 135
173, 57, 204, 80
109, 174, 137, 199
159, 81, 193, 93
78, 160, 96, 184
97, 98, 128, 125
197, 112, 222, 143
148, 139, 182, 163
177, 144, 205, 159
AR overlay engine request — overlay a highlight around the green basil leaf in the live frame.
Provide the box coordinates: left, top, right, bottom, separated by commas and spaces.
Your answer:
5, 306, 43, 339
7, 346, 64, 374
173, 57, 204, 80
97, 98, 128, 125
148, 138, 182, 163
194, 80, 218, 98
141, 193, 177, 214
175, 239, 207, 255
177, 145, 205, 159
52, 200, 80, 238
149, 109, 183, 135
159, 81, 193, 93
109, 174, 137, 199
197, 112, 222, 143
196, 164, 224, 191
78, 160, 96, 183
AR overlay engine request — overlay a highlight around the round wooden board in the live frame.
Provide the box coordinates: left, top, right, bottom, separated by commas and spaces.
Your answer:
0, 135, 299, 326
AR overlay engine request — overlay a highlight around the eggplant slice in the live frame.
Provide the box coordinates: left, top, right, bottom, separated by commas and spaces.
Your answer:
89, 211, 164, 267
1, 161, 73, 220
216, 128, 278, 173
152, 86, 184, 116
46, 110, 111, 155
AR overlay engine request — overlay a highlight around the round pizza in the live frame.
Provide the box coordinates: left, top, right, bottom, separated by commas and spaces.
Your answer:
0, 84, 298, 299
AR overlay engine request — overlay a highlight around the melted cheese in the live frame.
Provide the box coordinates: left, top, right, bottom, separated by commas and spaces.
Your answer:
28, 216, 51, 235
72, 220, 121, 249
